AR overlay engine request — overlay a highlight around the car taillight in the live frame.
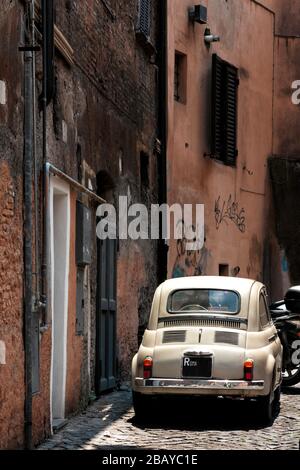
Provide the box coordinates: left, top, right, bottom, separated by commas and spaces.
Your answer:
244, 359, 254, 381
143, 356, 153, 379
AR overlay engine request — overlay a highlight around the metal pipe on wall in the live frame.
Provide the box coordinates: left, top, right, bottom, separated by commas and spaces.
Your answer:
41, 0, 48, 321
23, 24, 34, 453
43, 162, 106, 326
157, 0, 168, 283
31, 0, 40, 308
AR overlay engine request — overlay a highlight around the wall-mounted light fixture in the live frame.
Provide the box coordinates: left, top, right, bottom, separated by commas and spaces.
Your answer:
188, 4, 207, 24
204, 27, 220, 44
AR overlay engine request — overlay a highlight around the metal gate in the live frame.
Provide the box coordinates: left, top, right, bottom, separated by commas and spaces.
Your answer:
96, 238, 117, 394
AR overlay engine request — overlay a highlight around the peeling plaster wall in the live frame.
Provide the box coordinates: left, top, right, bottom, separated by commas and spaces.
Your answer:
0, 162, 24, 449
0, 1, 24, 449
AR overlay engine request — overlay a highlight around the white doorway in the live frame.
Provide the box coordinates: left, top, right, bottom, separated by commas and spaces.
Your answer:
50, 177, 70, 427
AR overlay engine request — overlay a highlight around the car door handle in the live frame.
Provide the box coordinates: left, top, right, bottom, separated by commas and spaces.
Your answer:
268, 334, 277, 343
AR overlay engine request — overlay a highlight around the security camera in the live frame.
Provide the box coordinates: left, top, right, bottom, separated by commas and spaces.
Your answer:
204, 28, 220, 44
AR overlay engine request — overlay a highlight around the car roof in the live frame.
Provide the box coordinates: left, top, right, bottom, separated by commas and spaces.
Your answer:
160, 276, 257, 293
147, 276, 265, 330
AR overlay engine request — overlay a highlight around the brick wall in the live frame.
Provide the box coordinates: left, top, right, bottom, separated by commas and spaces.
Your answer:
0, 1, 25, 449
49, 0, 160, 382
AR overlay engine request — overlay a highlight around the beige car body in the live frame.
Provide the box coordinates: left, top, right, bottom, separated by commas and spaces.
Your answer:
132, 276, 282, 398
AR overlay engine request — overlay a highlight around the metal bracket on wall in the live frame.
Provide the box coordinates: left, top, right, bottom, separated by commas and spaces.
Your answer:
19, 45, 41, 52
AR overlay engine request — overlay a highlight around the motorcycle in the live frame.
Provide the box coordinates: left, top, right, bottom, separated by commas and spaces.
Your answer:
269, 286, 300, 387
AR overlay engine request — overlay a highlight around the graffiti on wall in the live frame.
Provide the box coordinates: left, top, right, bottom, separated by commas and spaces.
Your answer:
214, 195, 246, 233
172, 220, 211, 278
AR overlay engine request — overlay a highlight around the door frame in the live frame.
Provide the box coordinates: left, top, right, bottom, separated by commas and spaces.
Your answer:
49, 176, 70, 425
95, 237, 117, 395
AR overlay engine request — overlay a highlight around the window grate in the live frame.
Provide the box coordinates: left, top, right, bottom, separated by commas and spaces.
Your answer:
136, 0, 151, 39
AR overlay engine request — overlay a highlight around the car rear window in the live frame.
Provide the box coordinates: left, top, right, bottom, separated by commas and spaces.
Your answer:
168, 289, 240, 314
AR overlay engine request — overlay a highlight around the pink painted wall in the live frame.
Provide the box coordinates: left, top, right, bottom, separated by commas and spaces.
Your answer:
167, 0, 274, 282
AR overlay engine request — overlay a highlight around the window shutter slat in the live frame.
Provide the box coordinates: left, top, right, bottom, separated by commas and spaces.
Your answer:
225, 63, 238, 164
211, 54, 238, 165
211, 54, 224, 160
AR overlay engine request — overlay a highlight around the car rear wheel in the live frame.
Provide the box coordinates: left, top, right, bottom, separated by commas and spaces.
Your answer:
132, 391, 152, 420
257, 386, 280, 425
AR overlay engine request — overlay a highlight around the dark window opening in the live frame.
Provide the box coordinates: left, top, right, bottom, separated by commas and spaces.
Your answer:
76, 143, 82, 182
96, 170, 115, 202
174, 52, 187, 103
211, 54, 239, 166
219, 264, 229, 276
140, 151, 149, 188
174, 54, 180, 101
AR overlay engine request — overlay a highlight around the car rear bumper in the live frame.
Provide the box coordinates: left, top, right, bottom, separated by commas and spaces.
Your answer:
134, 378, 265, 396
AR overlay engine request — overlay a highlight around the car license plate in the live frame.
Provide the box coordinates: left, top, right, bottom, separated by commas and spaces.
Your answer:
182, 356, 212, 378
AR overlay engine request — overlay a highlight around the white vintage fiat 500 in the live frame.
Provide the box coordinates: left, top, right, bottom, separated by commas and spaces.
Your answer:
132, 276, 283, 423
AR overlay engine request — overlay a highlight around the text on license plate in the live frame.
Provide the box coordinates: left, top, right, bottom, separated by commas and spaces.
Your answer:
182, 356, 212, 378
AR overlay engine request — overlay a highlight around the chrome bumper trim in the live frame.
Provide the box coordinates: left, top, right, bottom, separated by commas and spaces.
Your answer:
135, 378, 264, 390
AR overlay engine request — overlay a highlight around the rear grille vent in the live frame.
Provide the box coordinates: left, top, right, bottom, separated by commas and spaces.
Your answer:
162, 330, 187, 344
214, 331, 239, 345
162, 319, 242, 329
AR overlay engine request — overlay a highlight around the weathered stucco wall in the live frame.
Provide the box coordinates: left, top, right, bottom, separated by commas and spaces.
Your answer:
0, 162, 24, 449
269, 35, 300, 291
268, 2, 300, 296
273, 37, 300, 157
1, 0, 161, 448
167, 0, 274, 283
51, 0, 160, 381
0, 1, 24, 449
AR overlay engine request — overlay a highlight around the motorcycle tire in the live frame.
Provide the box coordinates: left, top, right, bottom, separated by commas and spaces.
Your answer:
282, 367, 300, 387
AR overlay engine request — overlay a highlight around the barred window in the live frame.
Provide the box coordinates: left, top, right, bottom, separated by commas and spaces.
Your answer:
211, 54, 239, 166
136, 0, 151, 39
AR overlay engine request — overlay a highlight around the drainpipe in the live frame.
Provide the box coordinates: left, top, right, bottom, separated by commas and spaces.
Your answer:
157, 0, 168, 283
31, 1, 40, 311
40, 0, 48, 321
23, 3, 34, 450
40, 0, 54, 326
42, 162, 51, 326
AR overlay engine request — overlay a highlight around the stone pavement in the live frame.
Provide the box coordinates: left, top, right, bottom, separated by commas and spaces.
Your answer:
38, 385, 300, 450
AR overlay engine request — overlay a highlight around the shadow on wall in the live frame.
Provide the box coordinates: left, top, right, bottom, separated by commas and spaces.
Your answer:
269, 156, 300, 284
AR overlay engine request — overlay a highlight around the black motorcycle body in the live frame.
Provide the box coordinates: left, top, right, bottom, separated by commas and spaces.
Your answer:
270, 287, 300, 387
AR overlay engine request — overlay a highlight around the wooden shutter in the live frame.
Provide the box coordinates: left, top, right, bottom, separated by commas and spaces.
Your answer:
211, 54, 238, 165
212, 54, 224, 161
137, 0, 151, 39
225, 63, 239, 165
